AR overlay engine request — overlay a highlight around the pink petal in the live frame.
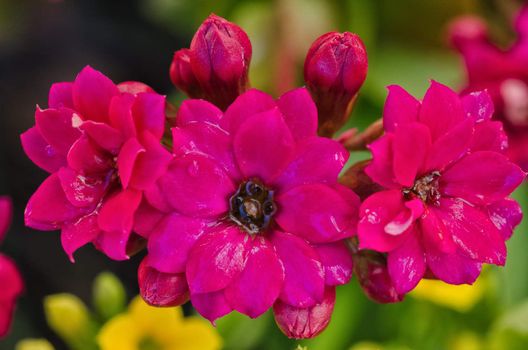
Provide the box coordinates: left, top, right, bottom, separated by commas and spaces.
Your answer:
487, 199, 523, 240
148, 214, 211, 274
276, 184, 355, 243
117, 138, 145, 189
48, 82, 74, 109
418, 81, 465, 140
271, 231, 325, 308
392, 122, 431, 187
97, 189, 141, 235
138, 257, 189, 307
462, 90, 494, 122
435, 198, 506, 265
225, 237, 284, 318
133, 200, 165, 238
357, 190, 412, 252
128, 132, 172, 190
441, 151, 525, 205
0, 197, 13, 243
72, 66, 118, 123
273, 287, 335, 339
470, 121, 508, 153
419, 209, 457, 254
276, 88, 318, 141
35, 107, 81, 155
158, 154, 234, 218
132, 93, 166, 139
425, 248, 482, 285
176, 99, 223, 126
315, 242, 353, 286
365, 134, 398, 189
384, 198, 424, 236
186, 226, 249, 294
0, 254, 24, 301
234, 108, 295, 183
57, 167, 109, 208
144, 181, 173, 213
25, 173, 80, 230
61, 211, 101, 262
21, 127, 67, 173
191, 291, 233, 324
274, 136, 348, 192
108, 94, 137, 138
79, 121, 123, 152
67, 136, 113, 175
383, 85, 420, 132
220, 89, 277, 133
117, 81, 154, 95
387, 231, 426, 294
424, 118, 473, 172
173, 122, 238, 176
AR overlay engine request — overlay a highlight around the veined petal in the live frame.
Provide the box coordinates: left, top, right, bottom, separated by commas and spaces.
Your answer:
21, 127, 67, 173
387, 231, 426, 294
220, 89, 276, 133
176, 99, 223, 126
35, 107, 81, 156
315, 242, 353, 286
383, 85, 420, 132
276, 87, 318, 141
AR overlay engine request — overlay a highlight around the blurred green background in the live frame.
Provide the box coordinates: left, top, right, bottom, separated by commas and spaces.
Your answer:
1, 0, 528, 349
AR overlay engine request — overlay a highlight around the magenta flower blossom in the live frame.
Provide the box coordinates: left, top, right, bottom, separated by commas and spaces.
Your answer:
21, 66, 171, 261
0, 197, 24, 338
358, 81, 525, 295
449, 6, 528, 170
170, 14, 251, 110
136, 87, 358, 338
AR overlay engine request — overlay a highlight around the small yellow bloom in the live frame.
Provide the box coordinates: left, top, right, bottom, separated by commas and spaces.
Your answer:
410, 277, 485, 312
97, 296, 222, 350
15, 338, 55, 350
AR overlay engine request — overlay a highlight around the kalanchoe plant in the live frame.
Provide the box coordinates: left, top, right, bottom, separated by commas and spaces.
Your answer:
135, 87, 358, 339
170, 14, 252, 110
21, 66, 172, 261
304, 32, 368, 137
356, 82, 525, 296
449, 5, 528, 170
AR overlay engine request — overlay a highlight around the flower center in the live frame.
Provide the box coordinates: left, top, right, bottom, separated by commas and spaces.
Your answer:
229, 178, 276, 235
403, 171, 441, 206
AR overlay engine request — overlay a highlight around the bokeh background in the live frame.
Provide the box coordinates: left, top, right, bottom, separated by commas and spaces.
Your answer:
1, 0, 528, 349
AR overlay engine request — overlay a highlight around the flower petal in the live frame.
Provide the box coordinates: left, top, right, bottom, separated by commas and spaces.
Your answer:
176, 99, 223, 126
387, 231, 426, 294
186, 226, 249, 294
132, 93, 165, 139
25, 173, 80, 230
274, 136, 348, 191
133, 200, 165, 238
48, 82, 74, 109
383, 85, 420, 132
315, 242, 353, 286
35, 107, 81, 155
365, 134, 398, 189
271, 231, 325, 308
419, 81, 465, 140
158, 154, 234, 218
441, 151, 525, 205
72, 66, 118, 123
21, 127, 67, 173
0, 197, 12, 243
109, 94, 137, 138
67, 136, 113, 175
234, 108, 295, 182
276, 88, 318, 141
392, 122, 431, 187
487, 198, 522, 240
470, 121, 508, 153
79, 121, 123, 152
425, 248, 481, 285
57, 167, 109, 208
220, 89, 276, 133
191, 291, 232, 324
148, 214, 211, 274
276, 184, 355, 243
61, 211, 101, 262
225, 237, 284, 318
462, 90, 493, 122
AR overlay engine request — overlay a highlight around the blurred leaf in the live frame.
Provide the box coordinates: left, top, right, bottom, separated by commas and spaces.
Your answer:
215, 310, 271, 350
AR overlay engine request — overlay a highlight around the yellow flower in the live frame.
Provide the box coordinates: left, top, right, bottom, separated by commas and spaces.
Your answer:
15, 339, 55, 350
97, 296, 222, 350
410, 277, 485, 312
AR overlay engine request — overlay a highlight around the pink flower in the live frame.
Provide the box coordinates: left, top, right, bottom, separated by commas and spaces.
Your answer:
21, 66, 171, 261
170, 14, 252, 110
304, 32, 368, 136
449, 7, 528, 170
358, 82, 525, 295
136, 88, 358, 338
0, 197, 24, 338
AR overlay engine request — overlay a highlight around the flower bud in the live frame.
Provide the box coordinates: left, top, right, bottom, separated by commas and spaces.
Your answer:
354, 250, 404, 303
138, 257, 189, 307
15, 339, 55, 350
92, 271, 126, 321
447, 16, 489, 51
43, 294, 95, 343
304, 32, 368, 137
273, 287, 335, 339
172, 14, 252, 110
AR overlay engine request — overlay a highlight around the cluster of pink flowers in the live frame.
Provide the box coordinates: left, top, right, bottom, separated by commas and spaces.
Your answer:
0, 197, 23, 338
21, 13, 525, 339
449, 4, 528, 170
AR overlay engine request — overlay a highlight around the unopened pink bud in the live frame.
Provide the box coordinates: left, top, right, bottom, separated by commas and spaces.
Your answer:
273, 287, 335, 339
138, 258, 189, 307
354, 250, 404, 304
304, 32, 368, 136
170, 49, 203, 99
447, 16, 489, 51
